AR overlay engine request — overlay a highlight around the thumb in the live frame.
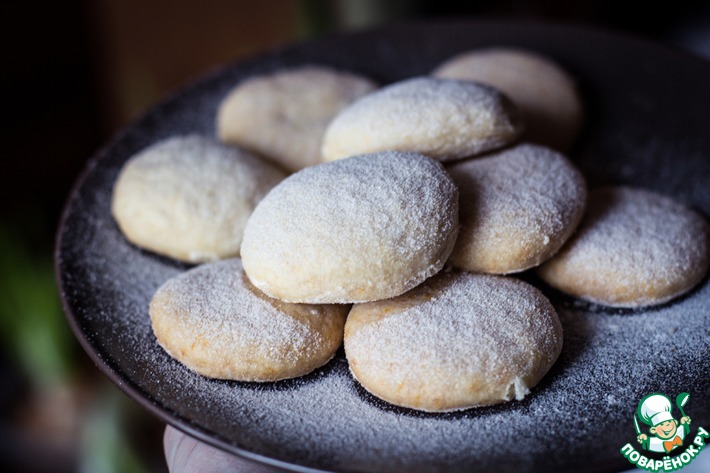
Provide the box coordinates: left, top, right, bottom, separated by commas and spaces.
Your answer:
164, 425, 281, 472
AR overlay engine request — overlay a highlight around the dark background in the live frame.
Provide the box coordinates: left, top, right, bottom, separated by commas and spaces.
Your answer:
1, 1, 709, 472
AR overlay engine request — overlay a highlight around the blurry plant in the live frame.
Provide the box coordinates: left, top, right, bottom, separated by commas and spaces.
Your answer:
0, 222, 158, 472
80, 386, 150, 473
0, 225, 75, 389
298, 0, 415, 34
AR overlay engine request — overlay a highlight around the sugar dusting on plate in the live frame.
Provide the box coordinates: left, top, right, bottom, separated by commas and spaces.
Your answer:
57, 23, 710, 473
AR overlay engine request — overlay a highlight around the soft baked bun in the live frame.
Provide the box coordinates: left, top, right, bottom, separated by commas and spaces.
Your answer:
241, 151, 459, 303
217, 65, 377, 172
344, 270, 563, 412
538, 186, 710, 308
433, 47, 583, 151
321, 77, 523, 162
150, 259, 349, 381
447, 143, 587, 274
111, 135, 285, 263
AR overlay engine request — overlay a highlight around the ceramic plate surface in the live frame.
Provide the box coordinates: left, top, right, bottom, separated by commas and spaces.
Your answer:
57, 21, 710, 473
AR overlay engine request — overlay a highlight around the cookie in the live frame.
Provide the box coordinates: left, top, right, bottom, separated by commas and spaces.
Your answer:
241, 151, 459, 303
538, 186, 710, 308
433, 48, 583, 151
447, 143, 587, 274
217, 65, 377, 172
321, 77, 523, 162
344, 270, 563, 412
111, 135, 285, 263
150, 259, 349, 381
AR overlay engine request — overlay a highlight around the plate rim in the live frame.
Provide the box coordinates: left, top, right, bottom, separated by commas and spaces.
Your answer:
54, 18, 710, 473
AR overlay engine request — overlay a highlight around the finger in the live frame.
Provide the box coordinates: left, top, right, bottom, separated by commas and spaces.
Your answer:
164, 425, 282, 473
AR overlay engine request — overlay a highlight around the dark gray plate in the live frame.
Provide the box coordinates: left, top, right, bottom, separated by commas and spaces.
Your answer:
56, 21, 710, 473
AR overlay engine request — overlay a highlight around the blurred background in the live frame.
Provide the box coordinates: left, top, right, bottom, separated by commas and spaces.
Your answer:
1, 1, 710, 472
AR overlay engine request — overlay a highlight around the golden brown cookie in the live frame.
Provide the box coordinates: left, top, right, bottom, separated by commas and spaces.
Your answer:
150, 259, 349, 381
344, 270, 563, 412
111, 135, 285, 263
241, 151, 459, 303
217, 65, 377, 172
321, 77, 523, 162
433, 48, 583, 151
538, 186, 710, 307
447, 143, 587, 274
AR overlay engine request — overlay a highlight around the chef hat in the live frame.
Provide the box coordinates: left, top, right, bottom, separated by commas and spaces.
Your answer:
638, 394, 674, 426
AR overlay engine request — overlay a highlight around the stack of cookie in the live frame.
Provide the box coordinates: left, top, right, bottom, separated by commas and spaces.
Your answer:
111, 51, 709, 413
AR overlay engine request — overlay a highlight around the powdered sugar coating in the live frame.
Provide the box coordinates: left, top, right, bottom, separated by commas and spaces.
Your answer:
321, 77, 523, 162
241, 151, 459, 303
150, 259, 348, 381
217, 66, 378, 172
433, 47, 583, 151
345, 271, 563, 412
538, 186, 710, 307
447, 143, 587, 274
111, 135, 285, 263
56, 22, 710, 473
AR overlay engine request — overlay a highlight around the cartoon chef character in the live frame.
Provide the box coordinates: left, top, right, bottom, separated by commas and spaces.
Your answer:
636, 393, 691, 453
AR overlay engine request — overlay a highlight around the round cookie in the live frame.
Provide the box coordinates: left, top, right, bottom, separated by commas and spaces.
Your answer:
241, 151, 459, 304
447, 143, 587, 274
344, 270, 563, 412
433, 48, 583, 151
321, 77, 523, 162
111, 135, 285, 263
150, 259, 349, 381
538, 186, 710, 308
217, 65, 378, 172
